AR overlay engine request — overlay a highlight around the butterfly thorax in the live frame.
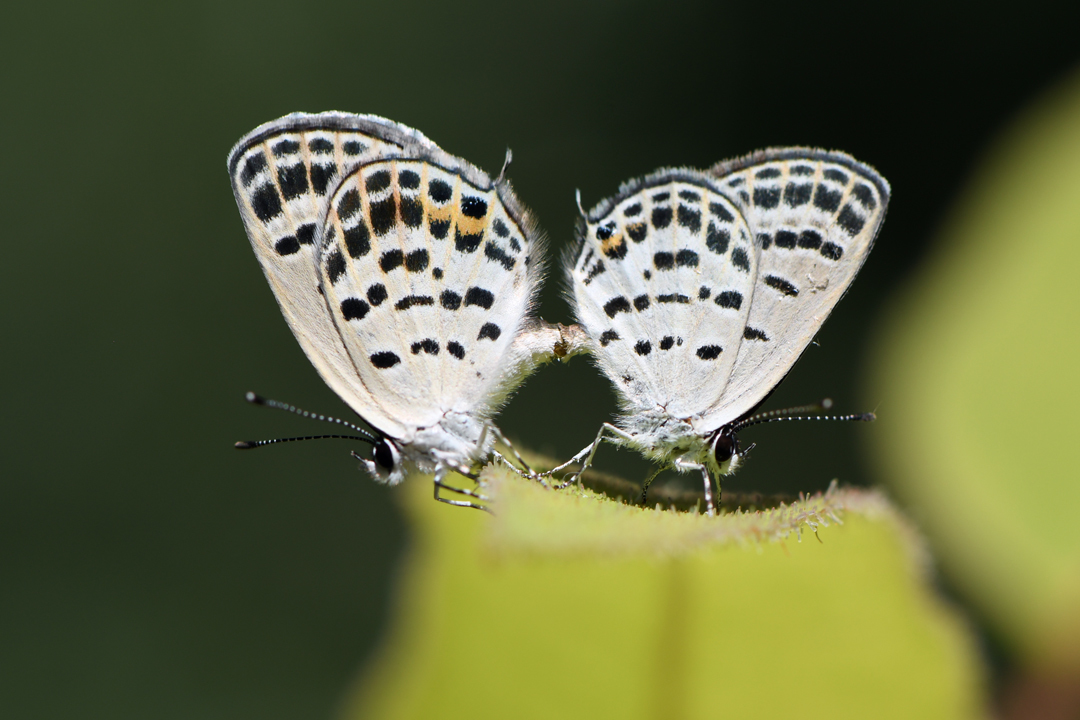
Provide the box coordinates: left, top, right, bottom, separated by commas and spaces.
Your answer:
399, 410, 494, 475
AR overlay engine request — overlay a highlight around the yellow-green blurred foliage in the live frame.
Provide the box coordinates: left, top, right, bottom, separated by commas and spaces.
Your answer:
867, 68, 1080, 673
341, 467, 983, 720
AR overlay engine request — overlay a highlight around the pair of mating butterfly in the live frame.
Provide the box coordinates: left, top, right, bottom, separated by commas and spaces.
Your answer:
229, 112, 888, 514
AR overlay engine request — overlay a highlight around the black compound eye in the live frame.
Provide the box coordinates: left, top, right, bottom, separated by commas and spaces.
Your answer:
373, 439, 395, 470
713, 430, 736, 463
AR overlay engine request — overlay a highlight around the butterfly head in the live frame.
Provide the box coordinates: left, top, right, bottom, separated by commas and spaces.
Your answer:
362, 436, 407, 485
708, 426, 743, 475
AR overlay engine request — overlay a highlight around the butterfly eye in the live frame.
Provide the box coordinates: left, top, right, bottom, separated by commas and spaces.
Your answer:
373, 439, 396, 471
712, 430, 737, 464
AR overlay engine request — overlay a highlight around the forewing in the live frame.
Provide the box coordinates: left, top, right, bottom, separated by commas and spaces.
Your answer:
700, 149, 890, 429
569, 171, 757, 419
228, 112, 439, 437
317, 157, 539, 430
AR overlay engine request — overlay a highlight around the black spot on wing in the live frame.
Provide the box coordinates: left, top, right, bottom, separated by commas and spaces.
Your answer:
623, 202, 642, 217
440, 290, 462, 310
366, 170, 391, 193
429, 179, 452, 203
820, 242, 843, 261
432, 267, 443, 279
272, 139, 299, 156
405, 249, 429, 272
380, 249, 403, 272
797, 230, 823, 250
461, 196, 488, 218
678, 189, 701, 202
603, 240, 627, 260
430, 218, 450, 239
603, 296, 631, 317
370, 351, 400, 369
411, 338, 439, 355
395, 295, 434, 310
370, 196, 397, 235
657, 294, 690, 304
744, 327, 769, 341
783, 182, 812, 207
478, 323, 501, 341
676, 249, 698, 268
753, 187, 780, 209
824, 168, 849, 184
447, 341, 465, 359
367, 283, 387, 306
759, 233, 772, 249
326, 250, 346, 284
774, 230, 797, 249
651, 205, 673, 230
715, 291, 742, 310
755, 167, 782, 179
659, 336, 674, 350
731, 247, 750, 272
308, 137, 333, 154
310, 164, 335, 195
344, 222, 370, 258
401, 196, 423, 228
677, 205, 701, 233
240, 152, 266, 186
837, 204, 865, 236
251, 183, 283, 222
343, 140, 362, 155
464, 287, 494, 309
706, 223, 729, 254
633, 294, 650, 311
696, 345, 723, 360
652, 192, 669, 202
341, 298, 369, 321
852, 182, 877, 210
764, 275, 799, 296
337, 189, 361, 221
274, 236, 300, 255
634, 340, 651, 356
583, 260, 605, 285
814, 185, 842, 212
399, 169, 420, 189
492, 218, 510, 237
791, 164, 814, 176
277, 164, 308, 200
709, 202, 735, 222
698, 286, 711, 300
653, 252, 674, 270
599, 330, 619, 346
296, 223, 316, 245
627, 223, 647, 243
484, 242, 515, 270
455, 229, 483, 253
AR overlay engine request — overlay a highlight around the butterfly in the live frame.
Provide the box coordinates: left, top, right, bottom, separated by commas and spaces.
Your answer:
553, 149, 889, 513
228, 112, 577, 508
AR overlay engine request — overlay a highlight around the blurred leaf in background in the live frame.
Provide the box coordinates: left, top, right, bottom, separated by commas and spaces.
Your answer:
867, 67, 1080, 718
341, 467, 985, 720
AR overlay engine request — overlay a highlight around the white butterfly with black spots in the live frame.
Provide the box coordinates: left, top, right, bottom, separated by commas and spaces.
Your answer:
228, 112, 580, 507
555, 148, 889, 513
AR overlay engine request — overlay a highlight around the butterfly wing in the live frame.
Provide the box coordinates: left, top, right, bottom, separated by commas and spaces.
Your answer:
698, 149, 890, 430
315, 153, 543, 434
228, 112, 442, 438
568, 170, 758, 420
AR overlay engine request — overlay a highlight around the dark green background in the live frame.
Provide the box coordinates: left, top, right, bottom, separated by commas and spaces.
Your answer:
3, 1, 1077, 717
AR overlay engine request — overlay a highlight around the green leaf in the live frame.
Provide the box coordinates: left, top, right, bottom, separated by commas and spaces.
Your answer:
340, 464, 984, 720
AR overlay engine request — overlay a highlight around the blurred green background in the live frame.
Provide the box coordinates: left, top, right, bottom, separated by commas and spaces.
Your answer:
3, 1, 1079, 718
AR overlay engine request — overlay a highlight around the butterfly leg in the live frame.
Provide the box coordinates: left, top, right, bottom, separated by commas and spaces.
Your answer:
486, 424, 537, 480
549, 423, 634, 489
638, 465, 668, 507
672, 459, 716, 516
432, 465, 491, 512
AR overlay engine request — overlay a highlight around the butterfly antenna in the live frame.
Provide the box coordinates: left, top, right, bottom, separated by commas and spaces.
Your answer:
732, 398, 875, 433
235, 434, 375, 450
497, 148, 513, 183
235, 392, 379, 449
